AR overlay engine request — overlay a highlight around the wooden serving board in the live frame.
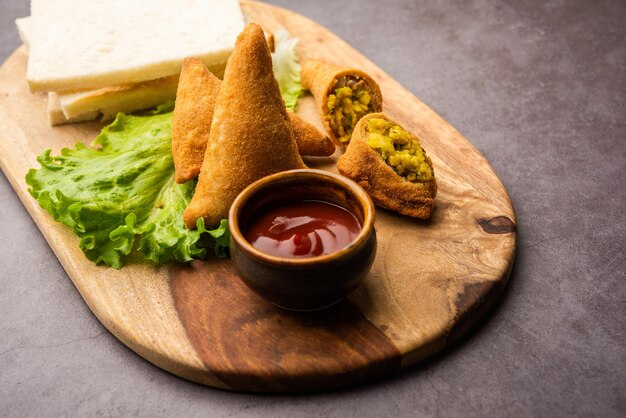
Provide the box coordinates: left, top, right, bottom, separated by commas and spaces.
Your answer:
0, 1, 516, 392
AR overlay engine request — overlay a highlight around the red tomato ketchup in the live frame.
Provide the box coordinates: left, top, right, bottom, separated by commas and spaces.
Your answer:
245, 200, 362, 258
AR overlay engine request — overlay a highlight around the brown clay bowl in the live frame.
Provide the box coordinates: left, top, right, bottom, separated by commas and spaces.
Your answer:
228, 169, 376, 311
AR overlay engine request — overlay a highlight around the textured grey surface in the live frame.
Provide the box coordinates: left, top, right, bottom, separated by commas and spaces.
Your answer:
1, 0, 625, 416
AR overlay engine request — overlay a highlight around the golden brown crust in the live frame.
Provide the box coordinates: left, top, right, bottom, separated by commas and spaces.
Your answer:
288, 112, 335, 156
172, 59, 335, 184
336, 113, 437, 219
183, 24, 306, 229
266, 33, 275, 53
301, 59, 383, 145
171, 58, 221, 184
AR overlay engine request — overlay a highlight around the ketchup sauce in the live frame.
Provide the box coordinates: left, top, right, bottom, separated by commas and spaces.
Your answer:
245, 200, 362, 258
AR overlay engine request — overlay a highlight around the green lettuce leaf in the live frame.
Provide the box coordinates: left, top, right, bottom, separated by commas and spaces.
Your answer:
271, 29, 304, 111
26, 106, 228, 269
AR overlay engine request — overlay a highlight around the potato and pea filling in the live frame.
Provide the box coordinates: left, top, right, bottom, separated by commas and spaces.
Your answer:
326, 77, 373, 143
366, 118, 433, 182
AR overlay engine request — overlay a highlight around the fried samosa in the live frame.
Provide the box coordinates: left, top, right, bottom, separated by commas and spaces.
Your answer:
172, 60, 333, 183
337, 113, 437, 219
171, 57, 221, 184
288, 112, 335, 157
301, 59, 383, 145
183, 23, 306, 229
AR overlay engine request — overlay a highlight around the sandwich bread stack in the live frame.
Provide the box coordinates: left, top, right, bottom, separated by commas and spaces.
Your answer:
18, 0, 246, 125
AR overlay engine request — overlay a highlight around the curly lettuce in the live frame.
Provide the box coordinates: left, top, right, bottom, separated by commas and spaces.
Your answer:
26, 104, 229, 269
271, 29, 304, 111
25, 31, 305, 269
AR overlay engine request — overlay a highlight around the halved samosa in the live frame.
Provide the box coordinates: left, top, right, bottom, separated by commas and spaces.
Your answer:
183, 23, 306, 229
337, 113, 437, 219
288, 112, 335, 157
171, 57, 221, 184
301, 59, 383, 145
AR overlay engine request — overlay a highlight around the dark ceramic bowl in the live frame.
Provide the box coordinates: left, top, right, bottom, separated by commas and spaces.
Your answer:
229, 169, 376, 311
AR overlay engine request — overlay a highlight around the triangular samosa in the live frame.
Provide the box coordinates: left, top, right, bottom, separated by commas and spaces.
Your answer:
183, 23, 306, 229
172, 59, 333, 184
171, 57, 221, 184
288, 112, 335, 157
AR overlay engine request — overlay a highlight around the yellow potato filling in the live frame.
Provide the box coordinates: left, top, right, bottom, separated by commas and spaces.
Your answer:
366, 118, 433, 182
326, 77, 373, 143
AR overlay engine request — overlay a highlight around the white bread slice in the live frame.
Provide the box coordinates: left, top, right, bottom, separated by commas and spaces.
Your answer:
56, 60, 227, 120
27, 0, 244, 92
15, 18, 30, 49
58, 75, 180, 120
48, 93, 99, 126
18, 17, 216, 125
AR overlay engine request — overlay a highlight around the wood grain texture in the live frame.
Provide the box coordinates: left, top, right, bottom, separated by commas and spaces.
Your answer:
0, 1, 516, 391
170, 260, 401, 392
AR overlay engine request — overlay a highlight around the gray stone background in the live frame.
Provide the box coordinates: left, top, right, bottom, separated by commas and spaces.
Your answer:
1, 0, 624, 416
